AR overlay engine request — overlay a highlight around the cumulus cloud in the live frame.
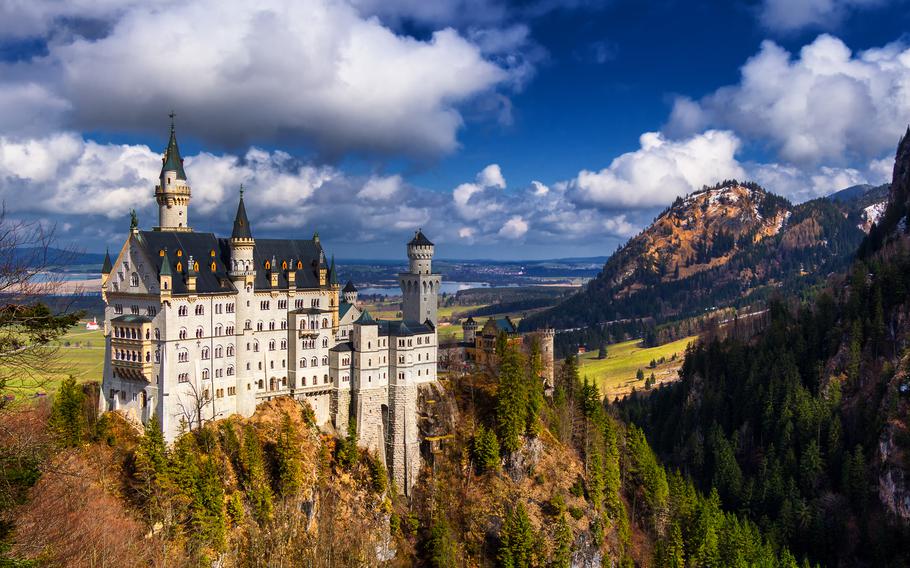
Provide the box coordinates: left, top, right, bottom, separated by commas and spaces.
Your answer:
666, 35, 910, 166
453, 164, 509, 219
357, 175, 403, 201
0, 0, 525, 159
498, 215, 529, 239
758, 0, 887, 33
747, 159, 889, 202
571, 130, 746, 208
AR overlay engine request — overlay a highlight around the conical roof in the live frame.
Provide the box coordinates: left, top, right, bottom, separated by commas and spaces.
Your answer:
356, 310, 377, 325
232, 189, 253, 239
160, 117, 187, 180
343, 280, 357, 293
101, 249, 112, 275
159, 249, 173, 276
408, 229, 433, 247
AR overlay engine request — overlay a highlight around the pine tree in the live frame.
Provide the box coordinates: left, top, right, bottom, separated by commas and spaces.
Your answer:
49, 375, 86, 447
499, 502, 535, 568
274, 413, 303, 497
496, 341, 528, 454
473, 424, 501, 473
551, 513, 573, 568
427, 515, 457, 568
636, 368, 645, 381
240, 425, 273, 523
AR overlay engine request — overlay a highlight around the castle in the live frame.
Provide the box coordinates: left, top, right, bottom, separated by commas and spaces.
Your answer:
99, 121, 438, 494
462, 316, 555, 388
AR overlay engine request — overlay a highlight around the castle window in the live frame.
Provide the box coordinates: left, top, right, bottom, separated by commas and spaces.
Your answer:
323, 374, 328, 384
215, 346, 223, 358
300, 358, 306, 368
253, 341, 259, 352
301, 376, 306, 386
269, 340, 275, 351
312, 375, 317, 385
244, 320, 251, 330
322, 337, 328, 348
311, 357, 318, 367
322, 356, 328, 365
269, 321, 275, 330
280, 339, 287, 350
114, 304, 123, 315
176, 250, 182, 257
226, 303, 235, 313
178, 350, 188, 363
258, 379, 263, 389
226, 344, 234, 356
154, 328, 160, 340
322, 318, 328, 328
215, 388, 222, 398
159, 249, 165, 257
178, 305, 187, 317
210, 261, 216, 271
278, 300, 287, 310
176, 262, 182, 272
258, 362, 262, 370
195, 304, 204, 316
281, 320, 287, 330
295, 299, 304, 309
264, 260, 271, 270
228, 386, 236, 395
202, 369, 210, 380
210, 249, 216, 257
215, 324, 223, 336
193, 261, 199, 272
155, 350, 160, 363
226, 325, 234, 335
201, 347, 210, 359
281, 261, 288, 270
179, 328, 187, 340
282, 377, 287, 386
297, 261, 303, 269
147, 306, 156, 317
256, 321, 263, 331
179, 373, 189, 383
130, 273, 139, 287
131, 305, 139, 315
196, 327, 204, 338
227, 367, 234, 377
270, 361, 274, 369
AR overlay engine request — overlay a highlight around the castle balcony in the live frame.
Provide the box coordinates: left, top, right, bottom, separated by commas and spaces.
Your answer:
112, 359, 155, 382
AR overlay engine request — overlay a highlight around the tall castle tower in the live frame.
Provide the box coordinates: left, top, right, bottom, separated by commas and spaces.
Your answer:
229, 188, 257, 416
398, 230, 441, 326
155, 114, 192, 232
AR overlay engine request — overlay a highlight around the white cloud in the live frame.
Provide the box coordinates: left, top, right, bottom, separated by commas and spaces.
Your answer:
758, 0, 886, 33
572, 130, 746, 208
357, 175, 403, 201
666, 35, 910, 165
0, 0, 520, 159
498, 215, 529, 238
530, 180, 549, 195
477, 164, 507, 189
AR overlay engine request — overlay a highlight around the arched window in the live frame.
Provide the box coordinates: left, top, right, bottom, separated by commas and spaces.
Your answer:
311, 357, 318, 367
201, 346, 210, 359
322, 318, 328, 328
268, 340, 275, 351
202, 369, 210, 380
300, 358, 307, 368
227, 366, 234, 376
178, 305, 187, 316
258, 379, 263, 389
226, 344, 234, 356
280, 339, 287, 350
245, 320, 252, 330
253, 341, 259, 352
195, 305, 204, 316
321, 356, 328, 366
196, 327, 204, 338
130, 272, 139, 287
215, 345, 223, 358
324, 374, 329, 384
257, 321, 263, 331
215, 324, 223, 336
179, 328, 187, 340
322, 337, 328, 348
269, 321, 275, 330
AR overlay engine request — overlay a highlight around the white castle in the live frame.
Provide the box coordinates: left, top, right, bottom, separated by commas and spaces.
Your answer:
99, 121, 438, 493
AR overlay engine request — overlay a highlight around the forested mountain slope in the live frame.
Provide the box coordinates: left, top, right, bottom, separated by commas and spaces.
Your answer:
620, 131, 910, 567
522, 182, 866, 332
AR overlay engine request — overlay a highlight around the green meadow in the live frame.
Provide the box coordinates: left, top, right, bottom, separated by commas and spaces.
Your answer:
578, 335, 697, 399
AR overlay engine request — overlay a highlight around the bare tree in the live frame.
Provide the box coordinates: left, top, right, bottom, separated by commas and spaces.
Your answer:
174, 380, 213, 432
0, 207, 83, 411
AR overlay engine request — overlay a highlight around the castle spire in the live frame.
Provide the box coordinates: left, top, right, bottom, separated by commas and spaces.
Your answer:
101, 248, 112, 275
161, 112, 187, 181
329, 255, 338, 286
232, 185, 253, 240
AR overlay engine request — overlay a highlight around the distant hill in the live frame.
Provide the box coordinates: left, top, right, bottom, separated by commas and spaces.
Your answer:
828, 182, 891, 233
12, 247, 106, 268
521, 180, 866, 331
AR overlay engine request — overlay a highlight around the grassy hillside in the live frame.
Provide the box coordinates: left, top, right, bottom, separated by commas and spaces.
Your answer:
3, 324, 104, 402
579, 336, 696, 399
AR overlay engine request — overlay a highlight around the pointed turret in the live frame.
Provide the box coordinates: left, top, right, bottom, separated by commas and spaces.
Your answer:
232, 186, 253, 239
160, 115, 187, 180
342, 280, 358, 304
155, 113, 192, 232
101, 249, 112, 275
329, 255, 338, 286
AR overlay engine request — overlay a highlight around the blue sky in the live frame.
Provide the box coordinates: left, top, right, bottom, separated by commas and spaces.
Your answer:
0, 0, 908, 260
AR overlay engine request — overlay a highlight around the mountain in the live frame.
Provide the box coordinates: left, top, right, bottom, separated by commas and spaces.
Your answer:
522, 180, 865, 332
618, 132, 910, 567
828, 182, 891, 233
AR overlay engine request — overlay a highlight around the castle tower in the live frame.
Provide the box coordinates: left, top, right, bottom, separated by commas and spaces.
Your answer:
229, 188, 257, 417
398, 230, 441, 326
155, 114, 192, 232
342, 280, 358, 304
388, 356, 419, 496
462, 316, 478, 343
